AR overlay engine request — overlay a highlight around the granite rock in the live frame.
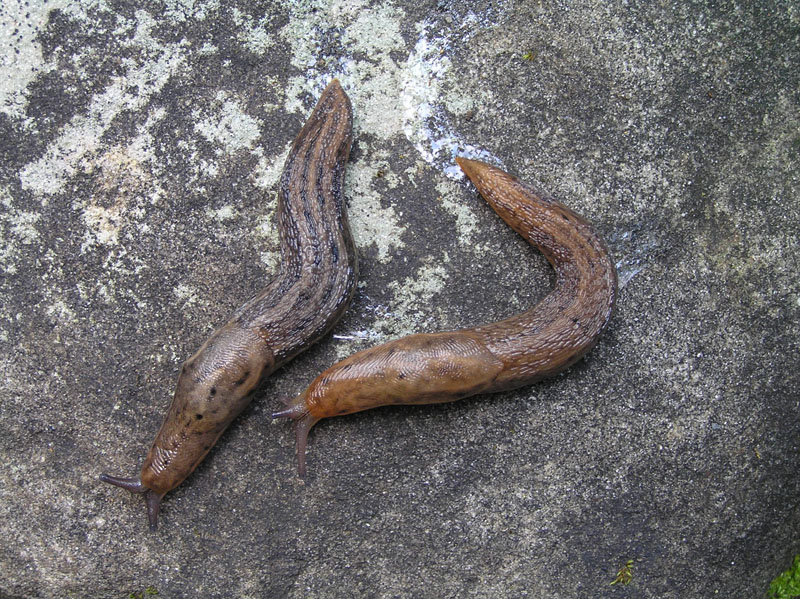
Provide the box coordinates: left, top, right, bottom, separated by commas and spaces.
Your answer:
1, 1, 798, 597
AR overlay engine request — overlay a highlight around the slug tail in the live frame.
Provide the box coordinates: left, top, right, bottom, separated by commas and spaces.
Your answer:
455, 156, 485, 181
272, 400, 320, 476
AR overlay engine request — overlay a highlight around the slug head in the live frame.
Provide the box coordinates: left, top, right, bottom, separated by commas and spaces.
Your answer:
99, 473, 165, 531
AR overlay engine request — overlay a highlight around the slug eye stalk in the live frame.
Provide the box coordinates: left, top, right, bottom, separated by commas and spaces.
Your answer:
99, 474, 164, 531
272, 400, 319, 477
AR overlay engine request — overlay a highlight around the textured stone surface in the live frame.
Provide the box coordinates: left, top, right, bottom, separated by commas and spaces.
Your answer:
1, 1, 798, 597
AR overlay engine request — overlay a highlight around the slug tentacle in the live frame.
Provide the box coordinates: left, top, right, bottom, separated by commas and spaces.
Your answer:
143, 489, 164, 531
101, 79, 358, 528
98, 474, 147, 493
98, 474, 164, 531
276, 157, 617, 474
272, 396, 319, 477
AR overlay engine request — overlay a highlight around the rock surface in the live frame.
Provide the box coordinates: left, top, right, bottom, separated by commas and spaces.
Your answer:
1, 1, 798, 597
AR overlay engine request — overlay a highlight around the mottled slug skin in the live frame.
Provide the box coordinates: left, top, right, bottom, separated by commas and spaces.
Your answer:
101, 80, 358, 529
274, 158, 617, 475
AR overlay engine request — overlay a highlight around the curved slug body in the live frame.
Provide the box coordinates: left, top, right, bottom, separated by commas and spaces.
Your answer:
274, 157, 617, 475
101, 80, 358, 528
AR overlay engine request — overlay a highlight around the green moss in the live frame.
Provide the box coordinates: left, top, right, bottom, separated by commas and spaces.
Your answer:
610, 559, 634, 586
769, 556, 800, 599
129, 587, 159, 599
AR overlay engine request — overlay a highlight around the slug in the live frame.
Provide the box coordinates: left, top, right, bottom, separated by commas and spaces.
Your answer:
274, 157, 617, 475
100, 79, 358, 529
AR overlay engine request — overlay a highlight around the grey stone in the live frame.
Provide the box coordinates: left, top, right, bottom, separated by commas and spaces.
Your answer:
1, 1, 798, 597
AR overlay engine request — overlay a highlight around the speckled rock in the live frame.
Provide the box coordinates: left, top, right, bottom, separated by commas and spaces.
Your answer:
1, 1, 798, 598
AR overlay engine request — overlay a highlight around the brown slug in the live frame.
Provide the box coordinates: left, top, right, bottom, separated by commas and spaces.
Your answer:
100, 79, 358, 529
274, 157, 617, 475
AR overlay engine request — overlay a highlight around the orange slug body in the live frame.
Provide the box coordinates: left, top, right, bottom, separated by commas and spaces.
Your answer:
101, 80, 358, 529
274, 157, 617, 475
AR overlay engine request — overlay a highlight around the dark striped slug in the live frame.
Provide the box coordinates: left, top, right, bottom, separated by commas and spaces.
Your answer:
101, 79, 358, 529
274, 157, 617, 475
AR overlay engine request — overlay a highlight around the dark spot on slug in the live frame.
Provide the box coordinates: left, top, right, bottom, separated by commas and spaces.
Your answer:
234, 372, 251, 386
210, 387, 217, 397
196, 414, 203, 420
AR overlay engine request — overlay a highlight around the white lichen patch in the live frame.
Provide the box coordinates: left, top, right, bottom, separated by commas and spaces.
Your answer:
163, 0, 220, 24
75, 134, 163, 253
89, 142, 149, 194
173, 282, 200, 310
206, 205, 237, 221
434, 178, 480, 243
45, 299, 76, 324
254, 212, 278, 240
442, 84, 484, 118
255, 215, 281, 272
253, 146, 290, 191
131, 106, 167, 162
80, 204, 124, 250
195, 94, 262, 154
280, 0, 370, 88
384, 260, 450, 330
197, 42, 217, 55
282, 2, 488, 165
338, 4, 408, 139
282, 5, 468, 159
333, 259, 451, 359
346, 161, 407, 263
400, 26, 451, 153
0, 186, 42, 274
9, 210, 40, 244
230, 6, 276, 55
0, 0, 72, 120
19, 10, 188, 198
251, 150, 287, 270
401, 23, 498, 176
